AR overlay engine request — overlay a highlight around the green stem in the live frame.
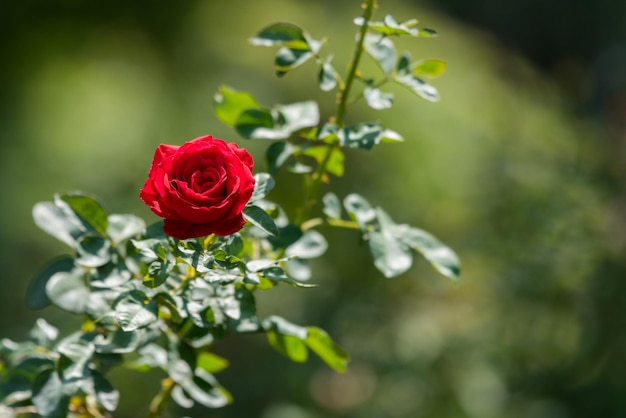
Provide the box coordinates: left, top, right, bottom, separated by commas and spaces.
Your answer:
145, 378, 175, 418
335, 0, 376, 126
296, 0, 376, 226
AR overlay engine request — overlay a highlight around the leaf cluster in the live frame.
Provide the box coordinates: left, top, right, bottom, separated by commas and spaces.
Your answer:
1, 189, 347, 416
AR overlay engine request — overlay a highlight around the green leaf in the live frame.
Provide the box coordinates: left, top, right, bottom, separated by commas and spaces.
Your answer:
243, 205, 279, 236
305, 327, 350, 372
413, 59, 447, 78
344, 193, 377, 230
143, 260, 173, 288
197, 351, 229, 374
57, 337, 94, 380
319, 61, 338, 92
355, 15, 419, 36
267, 330, 308, 363
59, 192, 109, 237
323, 192, 342, 219
317, 123, 340, 143
91, 370, 119, 411
250, 173, 276, 203
235, 108, 279, 139
275, 47, 315, 76
364, 34, 397, 75
32, 369, 69, 418
32, 201, 86, 247
301, 145, 345, 177
129, 343, 168, 371
418, 28, 438, 38
235, 101, 319, 140
379, 129, 404, 143
266, 141, 296, 173
75, 236, 111, 268
264, 316, 309, 363
214, 85, 260, 127
93, 329, 141, 354
171, 385, 195, 408
364, 87, 394, 110
394, 73, 440, 102
46, 268, 90, 314
368, 229, 413, 278
27, 256, 74, 310
30, 319, 59, 348
278, 101, 320, 133
259, 266, 315, 288
392, 224, 461, 280
396, 52, 411, 76
250, 22, 310, 50
113, 291, 158, 332
339, 122, 382, 150
167, 358, 230, 408
285, 230, 328, 259
106, 214, 145, 244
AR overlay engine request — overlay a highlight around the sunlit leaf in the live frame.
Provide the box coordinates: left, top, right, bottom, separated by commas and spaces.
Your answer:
32, 369, 68, 418
197, 352, 229, 374
364, 86, 394, 110
394, 73, 440, 102
286, 230, 328, 259
32, 201, 86, 247
264, 316, 309, 362
106, 214, 146, 244
243, 205, 279, 236
418, 28, 438, 37
213, 85, 260, 127
75, 236, 111, 268
93, 329, 141, 354
235, 108, 280, 140
143, 260, 173, 288
235, 101, 319, 140
27, 256, 74, 310
413, 59, 447, 78
59, 192, 109, 237
57, 337, 94, 380
113, 291, 158, 332
275, 47, 314, 76
368, 209, 413, 278
250, 22, 310, 50
260, 266, 316, 288
344, 193, 377, 230
91, 370, 119, 411
339, 122, 382, 150
46, 268, 89, 314
396, 52, 411, 76
319, 61, 338, 91
364, 34, 397, 75
379, 129, 404, 143
266, 141, 297, 174
323, 192, 342, 219
305, 327, 349, 372
354, 15, 419, 37
29, 319, 59, 348
301, 145, 345, 177
392, 224, 461, 280
250, 173, 276, 203
278, 101, 320, 133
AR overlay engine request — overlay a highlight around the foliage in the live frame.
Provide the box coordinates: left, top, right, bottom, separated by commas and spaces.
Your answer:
0, 1, 459, 416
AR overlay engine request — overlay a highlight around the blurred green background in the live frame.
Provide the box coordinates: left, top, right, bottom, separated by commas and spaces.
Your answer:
2, 0, 626, 417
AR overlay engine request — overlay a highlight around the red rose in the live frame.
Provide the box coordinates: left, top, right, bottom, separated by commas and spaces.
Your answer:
140, 135, 255, 239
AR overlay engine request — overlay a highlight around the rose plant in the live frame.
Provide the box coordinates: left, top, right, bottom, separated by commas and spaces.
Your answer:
0, 1, 460, 417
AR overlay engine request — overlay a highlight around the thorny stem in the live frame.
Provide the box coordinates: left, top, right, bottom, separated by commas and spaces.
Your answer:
297, 0, 377, 226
